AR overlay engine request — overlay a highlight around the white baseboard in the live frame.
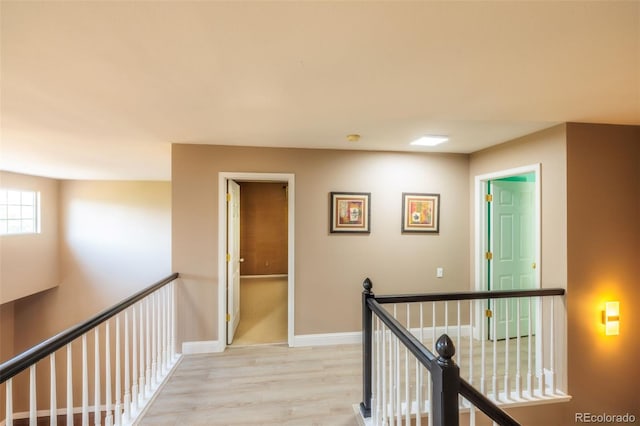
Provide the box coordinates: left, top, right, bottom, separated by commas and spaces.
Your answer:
291, 325, 471, 348
179, 326, 471, 353
182, 340, 224, 354
240, 274, 288, 279
292, 331, 361, 347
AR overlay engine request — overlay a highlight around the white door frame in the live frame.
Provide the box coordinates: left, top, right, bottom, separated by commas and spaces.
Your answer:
218, 172, 295, 349
473, 164, 541, 339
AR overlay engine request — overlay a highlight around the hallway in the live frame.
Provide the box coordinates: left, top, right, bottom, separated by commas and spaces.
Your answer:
139, 344, 361, 425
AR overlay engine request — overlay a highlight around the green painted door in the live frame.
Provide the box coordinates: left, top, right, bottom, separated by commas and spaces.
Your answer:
488, 174, 536, 340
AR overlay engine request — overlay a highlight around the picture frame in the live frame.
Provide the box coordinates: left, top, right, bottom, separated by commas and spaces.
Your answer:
330, 192, 371, 233
402, 193, 440, 233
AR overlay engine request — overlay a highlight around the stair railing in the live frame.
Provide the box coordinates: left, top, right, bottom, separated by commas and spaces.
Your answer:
360, 278, 567, 425
0, 273, 180, 426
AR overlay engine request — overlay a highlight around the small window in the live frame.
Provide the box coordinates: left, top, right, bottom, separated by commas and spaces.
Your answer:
0, 189, 41, 235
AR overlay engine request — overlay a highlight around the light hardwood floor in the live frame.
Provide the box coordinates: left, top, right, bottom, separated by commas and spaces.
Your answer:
139, 344, 362, 426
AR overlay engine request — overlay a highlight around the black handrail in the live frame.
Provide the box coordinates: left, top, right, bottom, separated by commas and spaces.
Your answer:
367, 297, 437, 369
364, 293, 461, 425
360, 278, 556, 426
375, 287, 565, 304
0, 273, 179, 384
459, 379, 519, 426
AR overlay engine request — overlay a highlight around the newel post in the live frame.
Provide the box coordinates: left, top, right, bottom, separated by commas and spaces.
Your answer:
360, 278, 374, 418
432, 334, 460, 426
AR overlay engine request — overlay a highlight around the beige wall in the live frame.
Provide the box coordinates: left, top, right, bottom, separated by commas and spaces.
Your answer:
470, 123, 640, 424
239, 182, 288, 276
0, 171, 60, 304
469, 124, 568, 292
565, 123, 640, 420
3, 180, 172, 413
172, 144, 470, 343
469, 124, 569, 424
12, 180, 172, 352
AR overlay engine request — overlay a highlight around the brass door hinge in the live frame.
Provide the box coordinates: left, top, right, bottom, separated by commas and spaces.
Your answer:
226, 253, 231, 262
226, 193, 231, 202
226, 313, 231, 322
485, 251, 493, 260
485, 194, 493, 202
486, 309, 493, 318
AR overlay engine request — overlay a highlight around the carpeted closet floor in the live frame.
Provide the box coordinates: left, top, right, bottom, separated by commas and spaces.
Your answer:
231, 276, 288, 346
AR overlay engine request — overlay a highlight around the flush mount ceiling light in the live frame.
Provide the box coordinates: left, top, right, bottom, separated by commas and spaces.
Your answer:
346, 134, 361, 142
410, 135, 449, 147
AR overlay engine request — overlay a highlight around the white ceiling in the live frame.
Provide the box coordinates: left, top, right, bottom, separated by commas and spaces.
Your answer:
1, 1, 638, 180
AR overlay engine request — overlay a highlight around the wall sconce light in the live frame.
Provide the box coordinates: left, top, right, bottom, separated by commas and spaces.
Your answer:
602, 301, 620, 336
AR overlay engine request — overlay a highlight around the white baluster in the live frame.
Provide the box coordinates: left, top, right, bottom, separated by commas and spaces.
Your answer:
536, 297, 545, 397
516, 299, 523, 399
395, 334, 401, 425
420, 303, 427, 414
29, 365, 36, 426
390, 327, 396, 426
66, 344, 73, 426
105, 321, 113, 426
94, 327, 101, 426
428, 303, 435, 425
480, 300, 487, 395
527, 297, 533, 398
456, 301, 462, 363
151, 293, 157, 387
431, 302, 436, 351
132, 305, 140, 412
378, 324, 387, 424
50, 353, 57, 425
169, 282, 175, 362
549, 297, 556, 394
415, 356, 421, 426
115, 316, 122, 426
419, 302, 424, 344
157, 290, 162, 377
372, 316, 378, 425
145, 297, 151, 396
160, 287, 167, 374
405, 304, 410, 425
157, 291, 163, 380
378, 317, 384, 425
444, 300, 449, 336
5, 378, 13, 425
172, 280, 177, 361
82, 334, 89, 426
492, 299, 498, 400
140, 300, 146, 401
124, 310, 132, 422
468, 301, 474, 387
504, 299, 511, 400
415, 303, 424, 426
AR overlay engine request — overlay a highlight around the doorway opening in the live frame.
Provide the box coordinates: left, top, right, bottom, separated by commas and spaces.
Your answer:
474, 164, 541, 341
233, 181, 288, 346
218, 173, 295, 350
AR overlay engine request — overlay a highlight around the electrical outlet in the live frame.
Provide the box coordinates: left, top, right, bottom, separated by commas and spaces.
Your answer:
436, 267, 444, 278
